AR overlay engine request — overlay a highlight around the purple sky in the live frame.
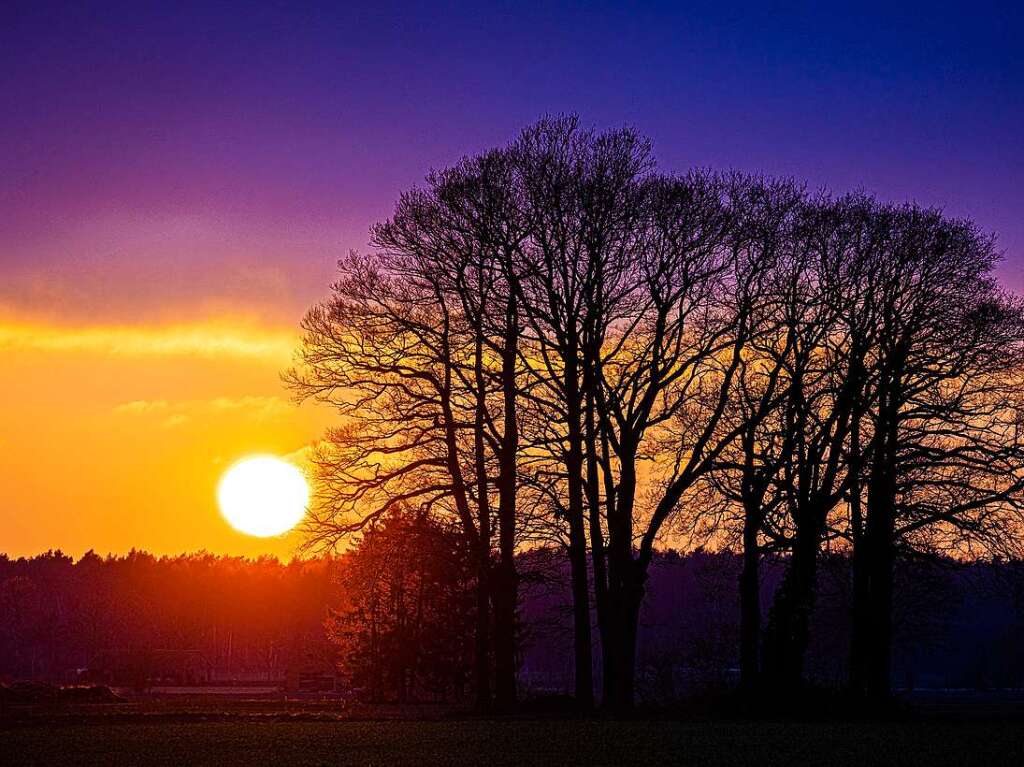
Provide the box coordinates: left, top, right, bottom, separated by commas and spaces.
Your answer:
3, 0, 1022, 325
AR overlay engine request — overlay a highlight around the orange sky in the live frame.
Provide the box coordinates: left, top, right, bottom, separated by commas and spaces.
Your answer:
0, 312, 334, 559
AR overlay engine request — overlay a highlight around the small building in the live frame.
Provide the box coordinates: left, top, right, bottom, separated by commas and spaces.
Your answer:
285, 657, 339, 694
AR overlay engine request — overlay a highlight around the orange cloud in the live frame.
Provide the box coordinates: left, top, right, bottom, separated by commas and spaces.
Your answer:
0, 319, 295, 360
113, 395, 295, 423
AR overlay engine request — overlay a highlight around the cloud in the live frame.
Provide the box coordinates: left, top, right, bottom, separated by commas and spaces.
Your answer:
0, 319, 296, 361
113, 396, 295, 424
281, 442, 320, 468
206, 396, 294, 420
113, 400, 171, 415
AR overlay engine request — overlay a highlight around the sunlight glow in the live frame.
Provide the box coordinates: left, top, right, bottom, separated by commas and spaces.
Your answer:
217, 455, 309, 537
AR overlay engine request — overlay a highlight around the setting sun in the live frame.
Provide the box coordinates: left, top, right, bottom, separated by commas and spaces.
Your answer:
217, 455, 309, 537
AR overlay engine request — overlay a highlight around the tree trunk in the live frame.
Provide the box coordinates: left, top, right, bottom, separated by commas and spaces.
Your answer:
603, 443, 639, 710
868, 374, 901, 700
738, 506, 761, 692
584, 384, 611, 706
491, 560, 517, 709
761, 515, 822, 691
564, 348, 595, 709
865, 530, 894, 701
566, 514, 594, 708
605, 563, 645, 711
470, 293, 493, 712
849, 532, 870, 696
848, 413, 869, 697
864, 404, 898, 702
492, 290, 520, 711
473, 560, 491, 710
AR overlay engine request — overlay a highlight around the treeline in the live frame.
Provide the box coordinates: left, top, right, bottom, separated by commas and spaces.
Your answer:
6, 542, 1024, 703
0, 550, 335, 682
287, 116, 1024, 711
519, 549, 1024, 700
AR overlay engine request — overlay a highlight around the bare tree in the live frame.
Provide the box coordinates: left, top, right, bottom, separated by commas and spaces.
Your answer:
581, 170, 762, 708
755, 195, 887, 690
286, 150, 528, 710
512, 117, 653, 708
851, 207, 1024, 699
695, 178, 805, 691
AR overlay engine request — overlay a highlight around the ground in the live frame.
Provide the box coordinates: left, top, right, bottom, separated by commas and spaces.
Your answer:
4, 698, 1024, 766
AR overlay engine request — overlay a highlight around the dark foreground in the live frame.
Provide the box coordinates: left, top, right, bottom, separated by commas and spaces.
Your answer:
6, 714, 1024, 767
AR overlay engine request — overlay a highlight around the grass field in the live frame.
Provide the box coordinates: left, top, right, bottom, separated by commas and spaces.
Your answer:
5, 717, 1024, 767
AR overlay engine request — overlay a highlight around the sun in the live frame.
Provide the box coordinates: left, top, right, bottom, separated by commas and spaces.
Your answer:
217, 455, 309, 537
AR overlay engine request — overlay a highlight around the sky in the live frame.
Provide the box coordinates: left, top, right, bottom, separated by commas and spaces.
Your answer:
1, 1, 1021, 558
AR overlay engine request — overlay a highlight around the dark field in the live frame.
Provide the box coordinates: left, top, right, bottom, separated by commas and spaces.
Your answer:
5, 702, 1024, 767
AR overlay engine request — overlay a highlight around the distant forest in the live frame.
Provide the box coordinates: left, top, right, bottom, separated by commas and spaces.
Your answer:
4, 542, 1024, 701
0, 551, 335, 687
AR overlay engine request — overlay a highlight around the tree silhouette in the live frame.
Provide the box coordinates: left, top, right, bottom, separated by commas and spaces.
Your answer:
288, 116, 1024, 710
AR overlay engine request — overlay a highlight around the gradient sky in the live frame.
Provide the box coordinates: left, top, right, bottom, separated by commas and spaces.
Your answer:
1, 1, 1021, 558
